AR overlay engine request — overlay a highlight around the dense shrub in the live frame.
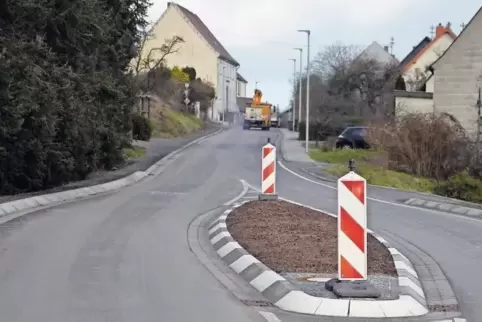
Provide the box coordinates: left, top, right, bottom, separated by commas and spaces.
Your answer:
171, 66, 190, 83
366, 113, 469, 180
0, 0, 149, 194
182, 67, 197, 81
433, 172, 482, 203
132, 113, 153, 141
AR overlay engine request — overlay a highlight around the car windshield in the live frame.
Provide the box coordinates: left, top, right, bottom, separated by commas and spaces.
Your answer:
341, 127, 366, 137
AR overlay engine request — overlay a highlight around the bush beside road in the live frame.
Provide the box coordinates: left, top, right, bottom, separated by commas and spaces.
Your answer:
309, 113, 482, 204
0, 123, 221, 204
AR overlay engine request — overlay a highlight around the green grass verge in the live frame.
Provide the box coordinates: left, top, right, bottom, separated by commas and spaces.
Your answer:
152, 108, 202, 138
324, 164, 435, 192
123, 146, 146, 160
308, 149, 382, 164
310, 148, 435, 193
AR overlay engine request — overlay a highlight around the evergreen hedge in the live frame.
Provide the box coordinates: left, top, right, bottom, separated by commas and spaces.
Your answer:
0, 0, 149, 194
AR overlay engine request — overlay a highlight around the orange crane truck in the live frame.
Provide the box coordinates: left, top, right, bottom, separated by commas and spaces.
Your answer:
243, 89, 272, 130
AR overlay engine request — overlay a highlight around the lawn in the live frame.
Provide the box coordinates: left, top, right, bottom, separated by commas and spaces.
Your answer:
151, 107, 202, 138
309, 148, 436, 193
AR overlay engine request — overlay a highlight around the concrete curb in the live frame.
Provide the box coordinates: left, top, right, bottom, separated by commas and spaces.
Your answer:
208, 199, 429, 318
277, 129, 316, 164
0, 128, 224, 218
299, 168, 338, 183
404, 198, 482, 218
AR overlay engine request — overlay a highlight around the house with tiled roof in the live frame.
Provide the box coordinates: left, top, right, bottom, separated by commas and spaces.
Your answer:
401, 23, 457, 92
430, 7, 482, 137
138, 2, 241, 122
236, 73, 247, 97
399, 37, 432, 72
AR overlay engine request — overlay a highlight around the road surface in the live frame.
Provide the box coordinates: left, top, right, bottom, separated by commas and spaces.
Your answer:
0, 126, 479, 321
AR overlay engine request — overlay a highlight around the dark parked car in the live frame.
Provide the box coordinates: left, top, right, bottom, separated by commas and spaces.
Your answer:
335, 126, 369, 149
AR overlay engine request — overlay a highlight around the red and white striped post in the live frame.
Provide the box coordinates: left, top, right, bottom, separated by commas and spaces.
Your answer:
337, 170, 367, 280
259, 141, 277, 200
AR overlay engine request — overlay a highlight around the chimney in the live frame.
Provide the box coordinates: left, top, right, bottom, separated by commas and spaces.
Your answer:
435, 22, 445, 38
383, 45, 389, 52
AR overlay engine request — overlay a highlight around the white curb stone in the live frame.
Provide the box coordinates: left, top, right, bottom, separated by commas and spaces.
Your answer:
0, 128, 223, 219
209, 199, 431, 318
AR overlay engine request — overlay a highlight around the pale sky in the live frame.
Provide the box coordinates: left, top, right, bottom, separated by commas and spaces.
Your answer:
147, 1, 481, 111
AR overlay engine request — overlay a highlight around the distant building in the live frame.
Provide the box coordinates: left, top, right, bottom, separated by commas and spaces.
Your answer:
356, 41, 399, 67
137, 2, 240, 122
236, 73, 247, 97
401, 24, 456, 92
430, 7, 482, 136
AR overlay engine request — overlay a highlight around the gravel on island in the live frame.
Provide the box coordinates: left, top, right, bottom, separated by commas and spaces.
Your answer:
226, 200, 397, 276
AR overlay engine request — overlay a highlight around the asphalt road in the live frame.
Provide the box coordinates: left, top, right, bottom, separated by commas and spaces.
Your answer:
0, 127, 266, 322
0, 125, 480, 321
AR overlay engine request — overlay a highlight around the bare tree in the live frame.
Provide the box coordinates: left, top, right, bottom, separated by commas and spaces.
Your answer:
312, 42, 361, 83
134, 30, 185, 76
309, 42, 400, 125
133, 30, 185, 117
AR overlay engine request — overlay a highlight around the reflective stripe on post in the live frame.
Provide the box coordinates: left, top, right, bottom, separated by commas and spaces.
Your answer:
337, 171, 367, 280
261, 143, 276, 194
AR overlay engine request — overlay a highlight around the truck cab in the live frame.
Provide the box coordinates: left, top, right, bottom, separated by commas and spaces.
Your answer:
243, 89, 272, 131
270, 106, 280, 128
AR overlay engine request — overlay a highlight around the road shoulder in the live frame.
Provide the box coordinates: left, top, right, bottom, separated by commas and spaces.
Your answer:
0, 126, 224, 220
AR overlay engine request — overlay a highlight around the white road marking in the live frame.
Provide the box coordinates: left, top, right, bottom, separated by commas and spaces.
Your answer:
259, 311, 282, 322
277, 160, 482, 224
224, 179, 249, 205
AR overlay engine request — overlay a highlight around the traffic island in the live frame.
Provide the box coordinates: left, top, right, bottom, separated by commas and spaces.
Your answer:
209, 199, 429, 317
227, 200, 396, 299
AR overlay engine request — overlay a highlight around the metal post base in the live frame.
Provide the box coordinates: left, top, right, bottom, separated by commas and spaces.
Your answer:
258, 193, 278, 201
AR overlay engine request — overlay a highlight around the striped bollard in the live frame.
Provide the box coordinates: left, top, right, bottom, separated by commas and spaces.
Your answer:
259, 140, 278, 200
337, 170, 367, 280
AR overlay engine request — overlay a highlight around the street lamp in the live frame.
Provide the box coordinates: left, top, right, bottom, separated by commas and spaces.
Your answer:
289, 58, 296, 131
297, 29, 311, 153
255, 81, 260, 89
294, 47, 303, 132
222, 66, 226, 123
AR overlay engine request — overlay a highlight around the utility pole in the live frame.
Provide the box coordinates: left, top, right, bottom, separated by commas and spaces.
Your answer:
298, 29, 311, 153
289, 58, 296, 131
222, 66, 226, 123
477, 87, 481, 163
294, 47, 303, 132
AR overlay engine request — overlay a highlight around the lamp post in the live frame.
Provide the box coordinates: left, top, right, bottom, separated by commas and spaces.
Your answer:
297, 29, 311, 153
222, 66, 226, 123
294, 47, 303, 132
289, 58, 296, 131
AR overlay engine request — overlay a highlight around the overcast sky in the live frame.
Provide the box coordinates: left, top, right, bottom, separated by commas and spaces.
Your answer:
148, 1, 481, 111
